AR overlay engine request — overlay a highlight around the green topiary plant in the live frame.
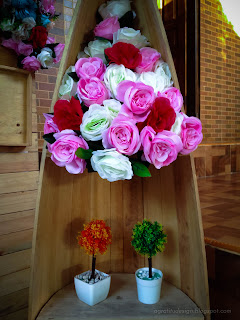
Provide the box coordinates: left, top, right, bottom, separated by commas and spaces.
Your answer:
131, 219, 167, 278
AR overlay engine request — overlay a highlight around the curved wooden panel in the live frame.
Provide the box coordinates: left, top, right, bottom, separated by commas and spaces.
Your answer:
29, 1, 209, 319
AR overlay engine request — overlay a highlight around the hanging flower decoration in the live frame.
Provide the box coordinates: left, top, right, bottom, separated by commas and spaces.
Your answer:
0, 0, 64, 71
43, 0, 203, 182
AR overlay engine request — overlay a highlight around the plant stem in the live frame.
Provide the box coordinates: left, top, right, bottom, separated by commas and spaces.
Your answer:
148, 257, 152, 278
90, 254, 96, 280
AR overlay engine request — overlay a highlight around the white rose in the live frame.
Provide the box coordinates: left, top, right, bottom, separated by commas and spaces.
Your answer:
80, 104, 112, 141
91, 149, 133, 182
22, 17, 36, 30
12, 25, 29, 41
113, 27, 149, 49
37, 48, 54, 68
103, 99, 122, 120
137, 72, 159, 94
84, 39, 112, 64
59, 66, 77, 98
171, 112, 184, 135
104, 64, 137, 98
154, 60, 173, 92
98, 0, 131, 19
77, 51, 89, 59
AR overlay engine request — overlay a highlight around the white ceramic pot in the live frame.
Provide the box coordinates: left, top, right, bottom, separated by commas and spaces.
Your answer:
135, 267, 163, 304
74, 269, 111, 306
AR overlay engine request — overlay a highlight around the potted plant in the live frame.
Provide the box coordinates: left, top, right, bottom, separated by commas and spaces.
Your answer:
131, 219, 167, 304
75, 219, 112, 306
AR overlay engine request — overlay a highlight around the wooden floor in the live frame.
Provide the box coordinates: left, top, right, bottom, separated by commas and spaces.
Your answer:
198, 173, 240, 254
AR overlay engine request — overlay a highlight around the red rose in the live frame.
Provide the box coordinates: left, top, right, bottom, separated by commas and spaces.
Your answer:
53, 97, 83, 131
138, 97, 176, 133
28, 26, 48, 49
105, 42, 142, 69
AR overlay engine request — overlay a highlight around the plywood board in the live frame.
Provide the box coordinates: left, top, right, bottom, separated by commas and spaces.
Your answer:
0, 65, 32, 146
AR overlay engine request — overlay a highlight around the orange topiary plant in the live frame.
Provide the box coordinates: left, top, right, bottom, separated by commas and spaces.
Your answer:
77, 219, 112, 280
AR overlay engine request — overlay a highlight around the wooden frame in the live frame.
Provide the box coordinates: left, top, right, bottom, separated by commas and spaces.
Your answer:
0, 65, 32, 146
29, 1, 210, 319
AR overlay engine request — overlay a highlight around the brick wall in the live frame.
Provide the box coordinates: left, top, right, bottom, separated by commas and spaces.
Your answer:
200, 0, 240, 144
36, 0, 76, 150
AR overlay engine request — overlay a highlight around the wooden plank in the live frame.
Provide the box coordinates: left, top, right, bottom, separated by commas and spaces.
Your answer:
110, 181, 124, 273
123, 177, 144, 273
0, 171, 38, 194
0, 152, 38, 174
0, 249, 31, 277
0, 268, 30, 297
0, 288, 28, 317
0, 210, 34, 235
0, 133, 38, 153
0, 229, 33, 255
0, 66, 32, 146
37, 275, 204, 320
174, 155, 210, 313
0, 190, 37, 215
0, 307, 28, 320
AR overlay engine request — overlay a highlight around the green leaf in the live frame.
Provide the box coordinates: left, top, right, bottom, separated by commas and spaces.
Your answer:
75, 147, 93, 160
67, 72, 79, 82
43, 133, 56, 144
130, 160, 151, 178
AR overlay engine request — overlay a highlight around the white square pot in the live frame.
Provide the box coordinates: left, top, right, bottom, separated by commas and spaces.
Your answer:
74, 270, 111, 306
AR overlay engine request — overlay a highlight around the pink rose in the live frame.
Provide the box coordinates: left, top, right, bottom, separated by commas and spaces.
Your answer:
77, 77, 110, 107
53, 43, 65, 64
102, 115, 141, 155
75, 57, 106, 80
22, 56, 41, 72
94, 16, 120, 41
46, 36, 55, 44
180, 115, 203, 155
2, 38, 18, 54
140, 126, 183, 169
48, 129, 88, 174
17, 42, 33, 56
157, 87, 183, 112
40, 0, 55, 15
135, 47, 161, 73
116, 80, 155, 122
43, 113, 60, 134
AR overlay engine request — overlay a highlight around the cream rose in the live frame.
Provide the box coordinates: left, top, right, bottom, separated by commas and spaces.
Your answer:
98, 0, 131, 19
113, 27, 149, 49
84, 39, 112, 64
171, 112, 184, 135
103, 99, 122, 120
37, 48, 53, 68
154, 60, 173, 92
80, 104, 112, 141
104, 64, 137, 98
91, 149, 133, 182
59, 66, 77, 98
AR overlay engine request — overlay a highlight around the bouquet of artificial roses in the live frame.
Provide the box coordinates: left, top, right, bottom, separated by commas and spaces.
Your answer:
43, 0, 203, 182
0, 0, 64, 71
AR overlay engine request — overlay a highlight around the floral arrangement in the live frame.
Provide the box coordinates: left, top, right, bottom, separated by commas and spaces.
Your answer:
43, 0, 203, 182
131, 219, 167, 278
77, 219, 112, 280
0, 0, 65, 71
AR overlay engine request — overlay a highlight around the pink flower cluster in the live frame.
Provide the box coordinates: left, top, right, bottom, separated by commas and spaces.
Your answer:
43, 0, 203, 181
